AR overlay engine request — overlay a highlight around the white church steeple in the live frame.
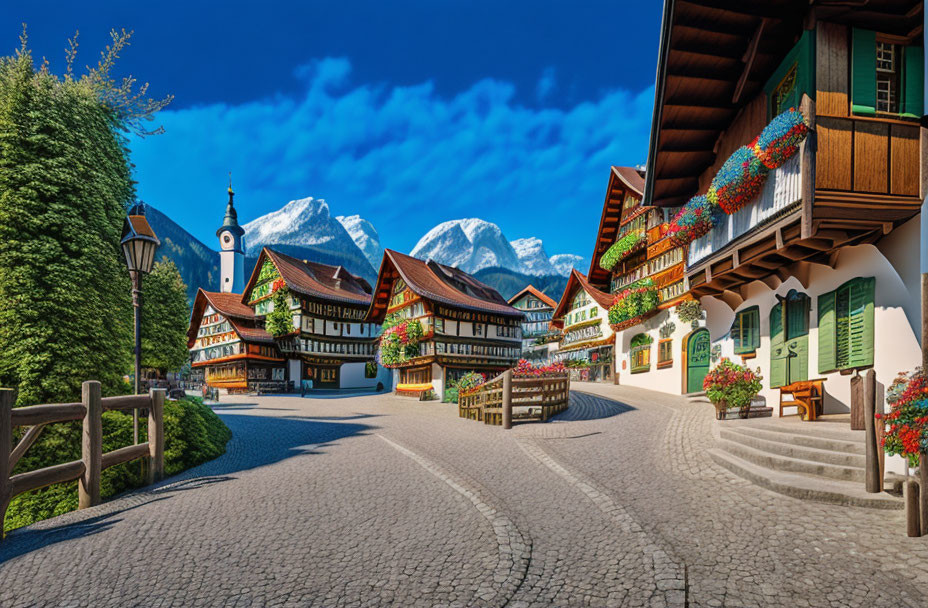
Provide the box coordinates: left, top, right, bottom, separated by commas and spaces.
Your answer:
217, 174, 245, 293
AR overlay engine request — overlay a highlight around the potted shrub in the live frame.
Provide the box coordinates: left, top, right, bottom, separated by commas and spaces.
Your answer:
703, 358, 763, 420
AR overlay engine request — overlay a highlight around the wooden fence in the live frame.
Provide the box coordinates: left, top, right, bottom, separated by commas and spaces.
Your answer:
458, 370, 570, 428
0, 381, 165, 539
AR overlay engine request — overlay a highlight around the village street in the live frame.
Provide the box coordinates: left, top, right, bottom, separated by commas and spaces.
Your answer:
2, 384, 928, 608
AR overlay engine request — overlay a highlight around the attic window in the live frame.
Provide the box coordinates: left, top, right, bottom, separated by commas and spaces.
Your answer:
875, 42, 899, 113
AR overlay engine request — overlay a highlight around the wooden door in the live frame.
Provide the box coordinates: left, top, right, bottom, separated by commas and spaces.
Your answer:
770, 291, 810, 388
684, 328, 710, 394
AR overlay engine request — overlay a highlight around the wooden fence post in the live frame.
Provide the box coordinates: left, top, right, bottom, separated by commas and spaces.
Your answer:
148, 388, 165, 485
863, 370, 881, 494
906, 478, 922, 537
503, 370, 512, 430
920, 451, 928, 537
79, 381, 102, 509
0, 389, 14, 539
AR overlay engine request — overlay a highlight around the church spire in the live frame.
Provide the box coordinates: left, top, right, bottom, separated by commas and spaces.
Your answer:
217, 172, 244, 237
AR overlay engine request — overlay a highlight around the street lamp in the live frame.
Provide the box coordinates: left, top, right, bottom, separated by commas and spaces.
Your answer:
121, 202, 160, 443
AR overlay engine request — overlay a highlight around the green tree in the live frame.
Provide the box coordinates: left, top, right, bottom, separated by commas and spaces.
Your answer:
141, 259, 190, 375
0, 28, 170, 405
265, 288, 294, 337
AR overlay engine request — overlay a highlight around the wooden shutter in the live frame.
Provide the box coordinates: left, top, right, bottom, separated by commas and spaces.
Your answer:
733, 307, 760, 354
847, 277, 875, 368
748, 307, 760, 351
852, 28, 877, 116
902, 45, 925, 118
818, 290, 838, 374
769, 303, 786, 388
731, 315, 744, 353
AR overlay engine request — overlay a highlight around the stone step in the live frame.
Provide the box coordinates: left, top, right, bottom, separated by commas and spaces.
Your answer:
708, 449, 903, 510
727, 419, 865, 444
717, 438, 866, 483
719, 428, 867, 468
721, 424, 866, 455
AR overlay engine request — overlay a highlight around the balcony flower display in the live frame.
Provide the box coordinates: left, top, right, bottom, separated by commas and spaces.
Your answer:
709, 146, 769, 215
667, 195, 721, 247
513, 359, 567, 378
704, 359, 763, 420
599, 229, 646, 271
877, 369, 928, 466
753, 108, 809, 170
379, 314, 424, 368
608, 278, 659, 330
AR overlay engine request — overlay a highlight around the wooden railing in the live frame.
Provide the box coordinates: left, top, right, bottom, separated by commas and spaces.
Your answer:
0, 381, 165, 539
458, 370, 570, 428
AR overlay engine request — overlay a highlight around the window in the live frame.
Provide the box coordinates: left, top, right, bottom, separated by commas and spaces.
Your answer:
629, 334, 652, 374
818, 277, 875, 374
435, 318, 444, 334
657, 339, 673, 369
474, 323, 482, 336
852, 28, 924, 118
876, 42, 900, 113
772, 62, 798, 116
365, 361, 378, 378
731, 306, 760, 355
590, 307, 598, 319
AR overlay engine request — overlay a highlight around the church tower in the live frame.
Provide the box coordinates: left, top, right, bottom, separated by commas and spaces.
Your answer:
217, 176, 245, 293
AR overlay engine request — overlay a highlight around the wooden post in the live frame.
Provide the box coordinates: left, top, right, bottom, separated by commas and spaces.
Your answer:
906, 479, 921, 537
148, 389, 165, 485
502, 370, 512, 430
863, 370, 881, 494
0, 389, 14, 539
921, 451, 928, 537
79, 381, 102, 509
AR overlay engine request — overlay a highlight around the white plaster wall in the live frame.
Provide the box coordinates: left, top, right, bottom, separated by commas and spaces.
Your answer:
339, 362, 381, 389
432, 363, 444, 399
613, 308, 695, 394
702, 237, 920, 474
288, 359, 301, 386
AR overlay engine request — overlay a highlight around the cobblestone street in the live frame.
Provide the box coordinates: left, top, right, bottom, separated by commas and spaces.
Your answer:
3, 383, 928, 607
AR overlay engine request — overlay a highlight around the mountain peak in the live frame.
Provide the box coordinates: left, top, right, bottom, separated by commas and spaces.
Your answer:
336, 214, 383, 268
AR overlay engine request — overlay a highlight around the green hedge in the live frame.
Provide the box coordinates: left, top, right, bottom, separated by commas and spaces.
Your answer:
4, 398, 231, 532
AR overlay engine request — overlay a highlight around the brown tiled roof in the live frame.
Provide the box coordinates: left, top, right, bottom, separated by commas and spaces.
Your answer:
187, 289, 276, 348
508, 284, 558, 309
551, 269, 614, 324
244, 248, 372, 306
367, 250, 523, 322
587, 166, 646, 291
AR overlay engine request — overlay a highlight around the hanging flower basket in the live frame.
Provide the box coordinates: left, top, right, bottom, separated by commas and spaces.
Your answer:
599, 229, 646, 271
710, 146, 769, 215
667, 195, 721, 247
753, 108, 809, 170
608, 279, 659, 330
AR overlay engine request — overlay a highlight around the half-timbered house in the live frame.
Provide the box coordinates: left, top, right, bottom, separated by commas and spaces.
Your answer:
187, 289, 286, 392
508, 285, 560, 365
586, 166, 702, 392
242, 247, 390, 391
645, 0, 924, 416
551, 270, 616, 383
365, 249, 523, 399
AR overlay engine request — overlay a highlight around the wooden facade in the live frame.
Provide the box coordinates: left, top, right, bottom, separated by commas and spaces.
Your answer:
365, 250, 523, 397
241, 248, 381, 390
186, 289, 286, 392
645, 0, 925, 306
551, 270, 616, 383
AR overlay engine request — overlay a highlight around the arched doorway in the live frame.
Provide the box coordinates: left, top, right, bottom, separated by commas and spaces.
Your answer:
683, 328, 710, 394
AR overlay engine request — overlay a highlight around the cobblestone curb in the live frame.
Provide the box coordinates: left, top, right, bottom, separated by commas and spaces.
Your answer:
378, 435, 532, 606
516, 438, 687, 607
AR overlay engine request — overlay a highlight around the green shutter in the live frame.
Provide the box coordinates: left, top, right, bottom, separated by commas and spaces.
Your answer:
902, 45, 925, 118
818, 290, 837, 374
847, 277, 875, 368
789, 335, 810, 385
731, 316, 743, 354
733, 307, 760, 355
750, 308, 761, 350
769, 303, 787, 389
852, 28, 877, 116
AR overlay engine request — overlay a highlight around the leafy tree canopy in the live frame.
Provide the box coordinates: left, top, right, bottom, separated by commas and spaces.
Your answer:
0, 27, 170, 405
141, 259, 190, 374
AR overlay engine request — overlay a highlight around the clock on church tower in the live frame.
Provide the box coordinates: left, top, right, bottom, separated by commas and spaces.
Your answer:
216, 180, 246, 293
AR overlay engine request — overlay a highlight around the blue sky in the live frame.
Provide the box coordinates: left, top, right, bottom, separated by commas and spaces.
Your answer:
3, 1, 662, 261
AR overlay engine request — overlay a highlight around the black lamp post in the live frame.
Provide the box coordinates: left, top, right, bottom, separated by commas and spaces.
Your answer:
120, 203, 160, 443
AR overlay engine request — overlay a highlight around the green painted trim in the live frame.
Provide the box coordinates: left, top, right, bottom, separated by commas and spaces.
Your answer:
851, 28, 877, 117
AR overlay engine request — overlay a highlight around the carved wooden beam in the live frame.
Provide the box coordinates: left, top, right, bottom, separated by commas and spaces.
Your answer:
791, 261, 813, 289
733, 18, 768, 104
761, 275, 782, 291
718, 289, 744, 311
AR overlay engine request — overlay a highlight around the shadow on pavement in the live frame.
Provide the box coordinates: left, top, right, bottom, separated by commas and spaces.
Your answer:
549, 390, 637, 422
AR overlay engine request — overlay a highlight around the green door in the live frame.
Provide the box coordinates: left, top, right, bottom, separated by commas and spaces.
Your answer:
685, 328, 711, 394
771, 291, 810, 388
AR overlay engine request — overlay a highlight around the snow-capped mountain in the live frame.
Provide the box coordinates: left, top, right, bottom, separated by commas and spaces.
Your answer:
243, 197, 377, 282
336, 214, 383, 268
410, 218, 581, 277
511, 237, 557, 275
549, 254, 585, 276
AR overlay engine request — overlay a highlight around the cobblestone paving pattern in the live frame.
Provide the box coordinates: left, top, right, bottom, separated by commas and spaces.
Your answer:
1, 383, 927, 607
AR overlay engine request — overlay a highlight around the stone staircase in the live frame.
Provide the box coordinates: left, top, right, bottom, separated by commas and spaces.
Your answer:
709, 418, 903, 509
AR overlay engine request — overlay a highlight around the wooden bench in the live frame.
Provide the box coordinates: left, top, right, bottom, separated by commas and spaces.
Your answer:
778, 379, 826, 421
